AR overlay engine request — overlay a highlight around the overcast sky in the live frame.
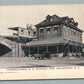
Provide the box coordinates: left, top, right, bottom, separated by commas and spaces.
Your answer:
0, 4, 84, 42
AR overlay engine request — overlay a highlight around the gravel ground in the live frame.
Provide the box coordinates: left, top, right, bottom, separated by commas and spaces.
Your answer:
0, 57, 84, 68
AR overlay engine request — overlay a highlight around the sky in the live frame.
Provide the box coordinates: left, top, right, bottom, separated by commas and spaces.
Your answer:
0, 4, 84, 42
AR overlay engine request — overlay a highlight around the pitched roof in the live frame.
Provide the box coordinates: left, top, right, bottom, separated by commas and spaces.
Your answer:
35, 15, 62, 27
8, 27, 26, 31
35, 14, 83, 32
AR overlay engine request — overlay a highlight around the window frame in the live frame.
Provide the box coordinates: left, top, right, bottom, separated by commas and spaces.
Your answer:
47, 28, 51, 34
40, 28, 44, 35
21, 29, 24, 34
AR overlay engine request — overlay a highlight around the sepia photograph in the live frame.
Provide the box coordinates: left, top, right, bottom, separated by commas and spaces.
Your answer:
0, 4, 84, 80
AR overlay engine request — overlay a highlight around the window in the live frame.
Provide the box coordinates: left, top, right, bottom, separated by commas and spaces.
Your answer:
28, 31, 30, 36
33, 31, 36, 36
47, 28, 51, 34
21, 29, 24, 34
65, 20, 68, 22
33, 31, 36, 35
71, 31, 76, 36
40, 29, 44, 34
21, 29, 23, 32
73, 31, 76, 36
50, 18, 53, 22
77, 33, 79, 37
54, 27, 58, 33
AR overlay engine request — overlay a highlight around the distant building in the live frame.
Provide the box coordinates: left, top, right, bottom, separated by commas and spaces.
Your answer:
8, 27, 34, 38
22, 14, 83, 57
0, 26, 35, 57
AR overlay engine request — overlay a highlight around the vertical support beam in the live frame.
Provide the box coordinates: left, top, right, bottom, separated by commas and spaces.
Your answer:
72, 45, 73, 53
61, 45, 63, 53
18, 28, 19, 57
57, 45, 58, 54
24, 43, 26, 57
29, 46, 30, 56
68, 44, 69, 53
18, 43, 19, 57
76, 46, 77, 54
15, 42, 16, 57
67, 44, 70, 57
46, 46, 48, 52
22, 43, 24, 57
79, 46, 80, 53
37, 46, 39, 54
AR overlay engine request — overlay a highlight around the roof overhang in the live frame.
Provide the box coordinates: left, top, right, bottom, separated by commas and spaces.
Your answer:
4, 35, 33, 43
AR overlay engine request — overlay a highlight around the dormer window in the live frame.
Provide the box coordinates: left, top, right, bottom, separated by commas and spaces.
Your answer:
70, 18, 74, 22
46, 15, 51, 22
65, 20, 68, 22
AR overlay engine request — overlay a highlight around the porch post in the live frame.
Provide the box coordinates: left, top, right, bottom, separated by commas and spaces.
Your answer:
79, 46, 80, 53
15, 42, 16, 57
29, 46, 30, 56
22, 43, 23, 57
18, 43, 19, 57
37, 46, 39, 54
57, 45, 58, 54
72, 45, 73, 54
68, 44, 69, 53
46, 46, 48, 52
76, 46, 78, 53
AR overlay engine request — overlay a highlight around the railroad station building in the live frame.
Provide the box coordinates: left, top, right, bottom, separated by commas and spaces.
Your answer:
22, 14, 83, 57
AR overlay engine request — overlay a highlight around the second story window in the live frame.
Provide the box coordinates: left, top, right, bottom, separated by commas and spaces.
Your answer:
71, 31, 76, 36
33, 31, 36, 36
28, 31, 30, 36
54, 27, 58, 33
73, 31, 76, 36
47, 28, 51, 34
21, 29, 24, 34
40, 29, 44, 35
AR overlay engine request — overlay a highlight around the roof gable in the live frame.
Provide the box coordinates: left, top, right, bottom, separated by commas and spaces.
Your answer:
35, 15, 62, 27
35, 14, 83, 32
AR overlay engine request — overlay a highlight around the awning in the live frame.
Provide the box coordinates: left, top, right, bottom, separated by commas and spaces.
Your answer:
4, 35, 33, 43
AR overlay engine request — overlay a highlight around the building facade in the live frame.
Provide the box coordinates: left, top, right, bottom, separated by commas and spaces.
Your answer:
23, 15, 83, 57
0, 26, 36, 57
